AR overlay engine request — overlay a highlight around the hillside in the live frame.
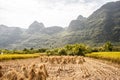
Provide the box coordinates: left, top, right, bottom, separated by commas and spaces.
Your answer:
87, 1, 120, 43
0, 1, 120, 49
61, 1, 120, 45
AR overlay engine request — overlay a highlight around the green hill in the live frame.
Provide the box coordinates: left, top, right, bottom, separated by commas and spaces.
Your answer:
0, 1, 120, 49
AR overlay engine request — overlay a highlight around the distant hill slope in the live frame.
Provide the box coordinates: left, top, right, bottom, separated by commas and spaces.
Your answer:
0, 1, 120, 49
86, 1, 120, 43
0, 25, 23, 48
65, 1, 120, 44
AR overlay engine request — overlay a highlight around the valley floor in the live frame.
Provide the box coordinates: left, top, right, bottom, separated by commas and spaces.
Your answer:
0, 57, 120, 80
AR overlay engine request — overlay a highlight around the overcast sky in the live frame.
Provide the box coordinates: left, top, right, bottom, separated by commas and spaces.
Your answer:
0, 0, 118, 28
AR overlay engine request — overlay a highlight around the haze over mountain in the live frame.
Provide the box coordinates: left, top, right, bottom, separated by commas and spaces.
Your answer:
0, 1, 120, 49
0, 0, 118, 28
27, 21, 45, 34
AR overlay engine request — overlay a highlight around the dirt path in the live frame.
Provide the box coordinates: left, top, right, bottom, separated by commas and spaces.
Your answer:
0, 57, 120, 80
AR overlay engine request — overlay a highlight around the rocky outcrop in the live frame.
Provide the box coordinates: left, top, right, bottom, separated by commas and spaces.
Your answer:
27, 21, 45, 34
68, 15, 86, 31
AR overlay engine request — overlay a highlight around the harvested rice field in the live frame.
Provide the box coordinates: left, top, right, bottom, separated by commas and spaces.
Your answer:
0, 56, 120, 80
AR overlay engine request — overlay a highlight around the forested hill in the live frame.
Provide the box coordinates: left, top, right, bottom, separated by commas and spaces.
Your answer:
0, 1, 120, 49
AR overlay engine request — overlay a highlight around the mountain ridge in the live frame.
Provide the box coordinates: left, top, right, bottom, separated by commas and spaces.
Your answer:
0, 1, 120, 49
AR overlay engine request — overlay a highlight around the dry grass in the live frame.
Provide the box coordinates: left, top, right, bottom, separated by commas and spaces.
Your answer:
39, 56, 85, 64
0, 63, 48, 80
0, 56, 85, 80
0, 56, 120, 80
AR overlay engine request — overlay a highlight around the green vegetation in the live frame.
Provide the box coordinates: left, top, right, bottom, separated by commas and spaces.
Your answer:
86, 52, 120, 63
46, 43, 91, 56
103, 41, 113, 51
91, 42, 114, 52
0, 1, 120, 49
0, 42, 120, 62
0, 48, 47, 54
46, 42, 119, 56
0, 54, 40, 61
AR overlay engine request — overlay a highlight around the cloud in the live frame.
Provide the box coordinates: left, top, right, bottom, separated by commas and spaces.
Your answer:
0, 0, 119, 28
36, 0, 82, 4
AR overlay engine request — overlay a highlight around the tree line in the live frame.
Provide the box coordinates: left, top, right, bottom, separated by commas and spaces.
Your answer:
0, 41, 116, 55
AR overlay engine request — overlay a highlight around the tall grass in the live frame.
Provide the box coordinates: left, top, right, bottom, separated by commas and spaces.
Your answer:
86, 52, 120, 63
0, 54, 40, 61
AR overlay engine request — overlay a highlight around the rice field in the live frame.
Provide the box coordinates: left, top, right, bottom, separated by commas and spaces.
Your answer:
0, 54, 40, 61
0, 56, 85, 80
86, 52, 120, 63
0, 56, 120, 80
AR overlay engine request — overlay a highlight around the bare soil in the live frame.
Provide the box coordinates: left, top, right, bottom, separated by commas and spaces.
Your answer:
0, 57, 120, 80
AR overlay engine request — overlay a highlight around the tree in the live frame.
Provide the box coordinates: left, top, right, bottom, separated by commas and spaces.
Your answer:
72, 44, 85, 56
23, 48, 30, 54
58, 48, 67, 55
30, 47, 34, 50
103, 41, 113, 51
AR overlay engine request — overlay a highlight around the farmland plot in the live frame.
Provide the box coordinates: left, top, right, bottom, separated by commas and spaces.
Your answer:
0, 56, 120, 80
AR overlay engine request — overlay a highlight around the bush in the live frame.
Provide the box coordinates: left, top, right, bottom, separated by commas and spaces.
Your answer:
72, 47, 84, 56
46, 50, 56, 56
46, 43, 90, 56
38, 48, 47, 53
58, 48, 67, 55
72, 44, 88, 56
92, 47, 104, 52
103, 41, 113, 51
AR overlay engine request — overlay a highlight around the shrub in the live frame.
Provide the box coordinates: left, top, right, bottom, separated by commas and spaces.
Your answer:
46, 43, 90, 56
46, 50, 56, 56
58, 48, 67, 55
103, 41, 113, 51
38, 48, 47, 53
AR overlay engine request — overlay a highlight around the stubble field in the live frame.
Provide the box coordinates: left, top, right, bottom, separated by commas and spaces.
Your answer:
0, 56, 120, 80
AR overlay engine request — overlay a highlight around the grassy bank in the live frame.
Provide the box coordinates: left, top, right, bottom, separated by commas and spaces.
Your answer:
0, 54, 40, 61
86, 52, 120, 63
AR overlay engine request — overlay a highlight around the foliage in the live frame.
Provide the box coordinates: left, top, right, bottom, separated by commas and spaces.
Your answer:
103, 41, 113, 51
46, 43, 91, 56
92, 47, 104, 52
0, 48, 47, 54
38, 48, 47, 53
0, 1, 120, 49
0, 42, 119, 57
91, 41, 113, 52
112, 45, 120, 51
58, 48, 67, 55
